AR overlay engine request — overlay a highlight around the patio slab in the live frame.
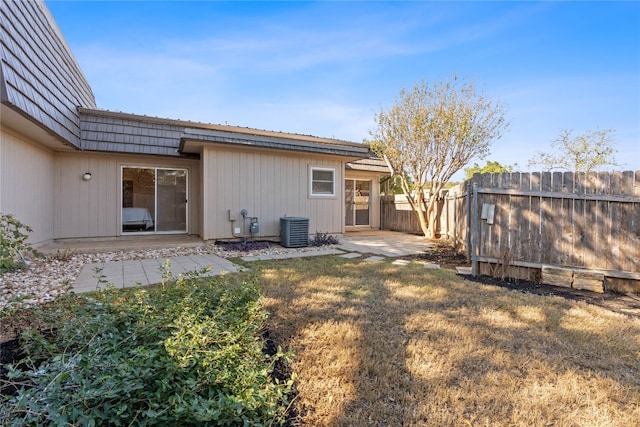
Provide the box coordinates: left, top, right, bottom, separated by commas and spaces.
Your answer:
72, 254, 242, 293
65, 231, 439, 293
456, 266, 473, 275
339, 231, 432, 257
340, 252, 363, 259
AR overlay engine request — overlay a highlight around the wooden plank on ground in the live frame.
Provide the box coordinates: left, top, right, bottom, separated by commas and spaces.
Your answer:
541, 265, 573, 288
573, 270, 604, 293
605, 277, 640, 294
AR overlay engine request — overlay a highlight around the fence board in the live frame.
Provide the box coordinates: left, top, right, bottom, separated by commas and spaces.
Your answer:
627, 171, 640, 269
547, 172, 563, 265
495, 173, 509, 259
594, 172, 609, 269
558, 172, 583, 265
518, 173, 531, 262
478, 174, 493, 258
584, 172, 599, 268
607, 172, 622, 270
529, 173, 541, 263
380, 171, 640, 280
509, 173, 523, 261
620, 171, 638, 271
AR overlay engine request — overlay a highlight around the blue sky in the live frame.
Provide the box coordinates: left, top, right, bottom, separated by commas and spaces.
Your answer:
46, 1, 639, 179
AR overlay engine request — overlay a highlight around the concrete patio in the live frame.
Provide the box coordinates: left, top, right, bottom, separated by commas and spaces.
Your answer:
340, 230, 432, 257
53, 231, 433, 293
72, 254, 245, 293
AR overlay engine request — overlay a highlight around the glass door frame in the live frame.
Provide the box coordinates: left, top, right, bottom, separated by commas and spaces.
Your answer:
120, 166, 189, 235
345, 178, 371, 228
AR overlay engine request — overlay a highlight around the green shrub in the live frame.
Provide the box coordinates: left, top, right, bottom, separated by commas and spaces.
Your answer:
0, 213, 37, 272
310, 231, 339, 247
1, 277, 294, 426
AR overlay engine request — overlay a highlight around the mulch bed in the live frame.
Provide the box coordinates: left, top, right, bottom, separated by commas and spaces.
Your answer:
411, 240, 640, 319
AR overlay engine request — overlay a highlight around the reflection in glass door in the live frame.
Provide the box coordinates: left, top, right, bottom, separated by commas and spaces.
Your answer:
156, 169, 187, 232
122, 167, 187, 234
345, 179, 370, 226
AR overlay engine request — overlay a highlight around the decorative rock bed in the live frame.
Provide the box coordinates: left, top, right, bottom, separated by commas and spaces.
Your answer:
0, 242, 336, 309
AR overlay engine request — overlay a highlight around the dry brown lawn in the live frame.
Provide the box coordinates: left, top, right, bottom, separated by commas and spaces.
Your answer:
233, 256, 640, 427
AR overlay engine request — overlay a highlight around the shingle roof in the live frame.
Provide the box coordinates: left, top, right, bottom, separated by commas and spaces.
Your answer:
80, 108, 375, 159
2, 1, 381, 164
0, 0, 95, 148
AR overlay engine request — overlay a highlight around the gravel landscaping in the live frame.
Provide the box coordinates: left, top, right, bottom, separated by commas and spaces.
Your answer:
0, 242, 334, 309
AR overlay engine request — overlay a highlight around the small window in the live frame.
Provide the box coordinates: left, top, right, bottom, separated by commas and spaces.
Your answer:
310, 167, 335, 196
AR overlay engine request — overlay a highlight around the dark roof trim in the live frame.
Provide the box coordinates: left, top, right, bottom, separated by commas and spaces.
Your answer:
79, 107, 367, 148
80, 107, 375, 158
180, 127, 371, 158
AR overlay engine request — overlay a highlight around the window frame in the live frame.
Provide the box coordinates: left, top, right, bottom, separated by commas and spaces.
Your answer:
309, 166, 336, 197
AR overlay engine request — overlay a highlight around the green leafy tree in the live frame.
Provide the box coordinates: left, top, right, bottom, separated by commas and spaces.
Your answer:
381, 175, 414, 195
368, 77, 509, 238
527, 128, 618, 173
464, 160, 518, 180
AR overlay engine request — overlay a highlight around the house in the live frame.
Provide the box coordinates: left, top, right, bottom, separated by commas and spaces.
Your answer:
1, 0, 387, 246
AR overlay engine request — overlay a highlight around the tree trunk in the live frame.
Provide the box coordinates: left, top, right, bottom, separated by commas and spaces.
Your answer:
412, 191, 431, 238
425, 197, 437, 239
414, 202, 430, 237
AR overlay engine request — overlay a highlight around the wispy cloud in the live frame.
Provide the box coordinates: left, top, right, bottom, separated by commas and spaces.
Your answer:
58, 1, 637, 172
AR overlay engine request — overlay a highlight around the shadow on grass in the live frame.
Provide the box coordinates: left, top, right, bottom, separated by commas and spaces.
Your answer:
232, 256, 640, 426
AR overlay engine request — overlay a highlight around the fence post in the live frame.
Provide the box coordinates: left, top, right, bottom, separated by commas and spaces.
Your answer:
380, 196, 384, 230
466, 182, 472, 261
471, 182, 479, 277
452, 190, 457, 246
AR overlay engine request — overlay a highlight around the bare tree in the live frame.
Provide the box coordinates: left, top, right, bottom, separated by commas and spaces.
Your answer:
527, 128, 618, 173
368, 77, 509, 238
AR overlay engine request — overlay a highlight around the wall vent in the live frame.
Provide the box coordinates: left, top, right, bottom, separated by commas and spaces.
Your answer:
280, 217, 309, 248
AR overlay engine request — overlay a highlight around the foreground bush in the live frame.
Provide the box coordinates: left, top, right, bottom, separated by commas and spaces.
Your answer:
0, 213, 37, 273
1, 277, 293, 426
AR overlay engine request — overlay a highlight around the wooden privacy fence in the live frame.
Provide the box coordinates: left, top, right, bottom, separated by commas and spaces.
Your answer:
381, 171, 640, 293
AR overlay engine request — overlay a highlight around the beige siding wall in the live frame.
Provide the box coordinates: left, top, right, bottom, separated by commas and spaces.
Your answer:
0, 128, 56, 244
202, 146, 345, 240
53, 153, 200, 239
345, 170, 382, 230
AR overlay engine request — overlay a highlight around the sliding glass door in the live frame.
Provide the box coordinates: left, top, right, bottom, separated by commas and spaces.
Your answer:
122, 167, 187, 234
345, 179, 371, 227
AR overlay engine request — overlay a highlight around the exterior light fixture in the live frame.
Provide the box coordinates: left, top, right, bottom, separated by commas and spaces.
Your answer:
83, 172, 92, 181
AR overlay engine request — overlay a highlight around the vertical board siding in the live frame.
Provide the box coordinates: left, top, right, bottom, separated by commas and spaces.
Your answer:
381, 171, 640, 275
53, 153, 199, 239
0, 129, 55, 244
202, 147, 344, 240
